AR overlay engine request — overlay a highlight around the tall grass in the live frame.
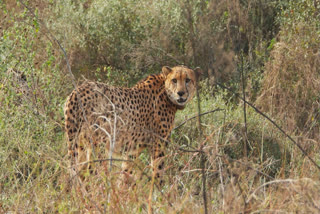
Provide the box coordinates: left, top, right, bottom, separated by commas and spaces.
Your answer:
1, 0, 319, 213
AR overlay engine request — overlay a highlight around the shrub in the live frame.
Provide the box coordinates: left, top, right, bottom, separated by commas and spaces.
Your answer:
0, 5, 68, 211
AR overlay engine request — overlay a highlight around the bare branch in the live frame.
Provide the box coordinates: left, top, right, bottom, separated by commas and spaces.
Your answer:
174, 108, 224, 130
215, 82, 320, 171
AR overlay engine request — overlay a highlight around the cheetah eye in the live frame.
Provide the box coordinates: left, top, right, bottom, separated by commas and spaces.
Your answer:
186, 78, 191, 83
172, 79, 177, 83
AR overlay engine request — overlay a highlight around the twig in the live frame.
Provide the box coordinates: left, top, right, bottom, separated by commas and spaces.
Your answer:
218, 156, 225, 210
178, 147, 203, 153
200, 153, 207, 214
181, 169, 218, 173
174, 108, 224, 130
239, 52, 249, 157
195, 76, 208, 214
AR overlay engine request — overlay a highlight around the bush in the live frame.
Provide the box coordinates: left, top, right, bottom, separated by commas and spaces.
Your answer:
0, 5, 68, 211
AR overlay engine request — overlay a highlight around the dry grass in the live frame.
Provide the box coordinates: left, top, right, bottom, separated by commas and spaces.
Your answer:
257, 18, 320, 136
1, 0, 320, 213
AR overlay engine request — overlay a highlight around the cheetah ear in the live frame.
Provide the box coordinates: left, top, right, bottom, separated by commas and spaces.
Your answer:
194, 67, 203, 81
162, 66, 172, 76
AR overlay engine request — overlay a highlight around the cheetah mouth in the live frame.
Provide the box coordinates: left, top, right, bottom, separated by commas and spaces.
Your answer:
177, 98, 187, 104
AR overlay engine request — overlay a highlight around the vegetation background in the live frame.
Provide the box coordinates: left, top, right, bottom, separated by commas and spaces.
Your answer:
1, 0, 319, 213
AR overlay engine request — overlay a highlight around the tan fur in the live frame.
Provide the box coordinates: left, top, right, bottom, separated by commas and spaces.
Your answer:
64, 65, 201, 184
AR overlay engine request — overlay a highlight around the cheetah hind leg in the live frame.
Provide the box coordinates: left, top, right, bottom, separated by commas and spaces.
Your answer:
120, 159, 135, 186
119, 154, 145, 188
75, 132, 97, 182
119, 143, 149, 187
151, 141, 166, 187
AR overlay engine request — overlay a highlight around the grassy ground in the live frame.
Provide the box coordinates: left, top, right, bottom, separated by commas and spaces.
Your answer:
1, 0, 320, 213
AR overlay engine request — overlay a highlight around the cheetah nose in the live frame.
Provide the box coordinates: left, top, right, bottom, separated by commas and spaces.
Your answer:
177, 91, 185, 97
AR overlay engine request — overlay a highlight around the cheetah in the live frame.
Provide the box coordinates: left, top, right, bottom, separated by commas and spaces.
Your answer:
64, 65, 202, 185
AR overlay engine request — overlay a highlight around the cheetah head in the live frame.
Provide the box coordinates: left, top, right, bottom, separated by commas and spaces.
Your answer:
163, 65, 202, 108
